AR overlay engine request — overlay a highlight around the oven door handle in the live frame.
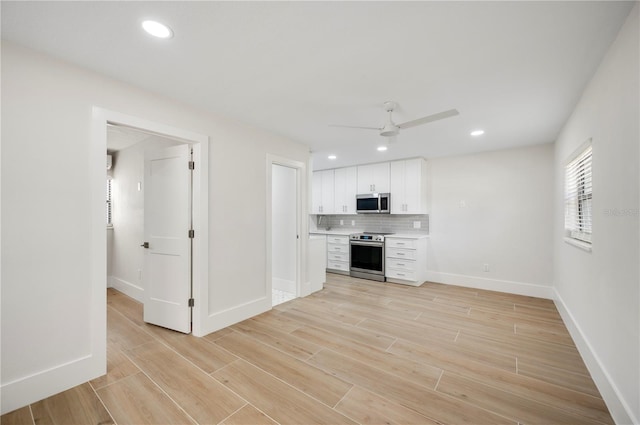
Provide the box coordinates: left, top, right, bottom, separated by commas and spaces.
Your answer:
350, 241, 384, 247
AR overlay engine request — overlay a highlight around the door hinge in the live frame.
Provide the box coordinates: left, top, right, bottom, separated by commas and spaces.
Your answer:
188, 229, 195, 238
188, 161, 195, 170
188, 298, 195, 307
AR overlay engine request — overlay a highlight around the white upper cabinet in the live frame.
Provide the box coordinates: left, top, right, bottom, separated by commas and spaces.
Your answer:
390, 158, 428, 214
333, 167, 357, 214
357, 162, 390, 193
311, 170, 335, 214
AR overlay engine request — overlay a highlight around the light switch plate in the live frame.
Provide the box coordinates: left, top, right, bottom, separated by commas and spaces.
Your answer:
413, 221, 421, 229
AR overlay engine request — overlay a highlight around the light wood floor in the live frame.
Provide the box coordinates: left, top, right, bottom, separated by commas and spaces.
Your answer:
2, 274, 614, 425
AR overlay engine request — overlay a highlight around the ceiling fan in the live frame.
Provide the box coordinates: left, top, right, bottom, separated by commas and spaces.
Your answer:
330, 101, 459, 143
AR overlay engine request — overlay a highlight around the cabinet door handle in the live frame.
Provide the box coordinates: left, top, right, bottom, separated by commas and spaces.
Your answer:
397, 263, 405, 266
397, 252, 405, 256
396, 242, 405, 245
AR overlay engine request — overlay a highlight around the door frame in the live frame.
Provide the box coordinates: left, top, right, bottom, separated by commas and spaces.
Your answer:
266, 155, 308, 303
92, 107, 209, 336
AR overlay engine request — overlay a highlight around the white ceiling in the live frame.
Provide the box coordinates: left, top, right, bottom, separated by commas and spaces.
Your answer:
107, 125, 152, 152
2, 1, 634, 170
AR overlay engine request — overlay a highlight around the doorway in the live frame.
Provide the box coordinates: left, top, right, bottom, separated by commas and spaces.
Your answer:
107, 126, 193, 333
267, 155, 305, 307
271, 164, 298, 305
93, 107, 209, 336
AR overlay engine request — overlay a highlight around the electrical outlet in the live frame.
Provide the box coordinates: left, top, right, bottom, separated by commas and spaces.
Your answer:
340, 219, 344, 225
413, 221, 421, 229
138, 269, 142, 281
483, 263, 490, 272
460, 200, 467, 208
351, 220, 355, 226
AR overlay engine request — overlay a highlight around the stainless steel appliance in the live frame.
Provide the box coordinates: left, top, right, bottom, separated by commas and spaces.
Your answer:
356, 193, 390, 214
349, 232, 393, 281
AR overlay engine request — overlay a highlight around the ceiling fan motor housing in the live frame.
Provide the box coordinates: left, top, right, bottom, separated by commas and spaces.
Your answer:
380, 101, 400, 136
380, 123, 399, 137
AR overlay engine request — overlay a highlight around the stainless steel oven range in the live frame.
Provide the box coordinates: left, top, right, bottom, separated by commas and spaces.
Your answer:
349, 232, 394, 282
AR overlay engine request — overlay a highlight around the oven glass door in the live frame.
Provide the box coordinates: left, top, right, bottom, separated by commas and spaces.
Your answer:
350, 242, 384, 274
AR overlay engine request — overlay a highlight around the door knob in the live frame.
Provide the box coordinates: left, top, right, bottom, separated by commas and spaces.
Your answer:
140, 242, 149, 248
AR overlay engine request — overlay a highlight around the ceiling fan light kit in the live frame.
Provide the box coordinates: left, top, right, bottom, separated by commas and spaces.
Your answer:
330, 100, 459, 142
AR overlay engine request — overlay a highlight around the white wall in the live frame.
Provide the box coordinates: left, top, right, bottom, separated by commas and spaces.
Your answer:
109, 137, 182, 301
272, 164, 297, 293
426, 143, 554, 298
552, 5, 639, 424
0, 42, 309, 413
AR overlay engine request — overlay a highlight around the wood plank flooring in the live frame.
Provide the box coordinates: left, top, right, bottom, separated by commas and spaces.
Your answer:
1, 274, 614, 424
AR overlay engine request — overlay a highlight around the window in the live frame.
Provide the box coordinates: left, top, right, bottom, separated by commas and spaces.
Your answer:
564, 140, 592, 245
106, 178, 113, 227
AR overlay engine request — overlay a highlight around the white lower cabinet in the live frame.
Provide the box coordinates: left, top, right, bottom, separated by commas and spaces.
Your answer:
326, 234, 350, 274
385, 237, 427, 286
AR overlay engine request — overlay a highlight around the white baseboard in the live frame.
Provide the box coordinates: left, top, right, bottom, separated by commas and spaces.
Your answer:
109, 276, 143, 302
195, 296, 270, 337
0, 354, 104, 415
425, 270, 553, 299
553, 290, 637, 425
272, 277, 296, 294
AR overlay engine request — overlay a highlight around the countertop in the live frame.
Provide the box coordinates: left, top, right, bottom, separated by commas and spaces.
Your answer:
310, 229, 429, 239
309, 229, 362, 236
386, 233, 430, 239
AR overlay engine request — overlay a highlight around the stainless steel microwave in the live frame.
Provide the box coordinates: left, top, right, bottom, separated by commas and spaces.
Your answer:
356, 193, 390, 214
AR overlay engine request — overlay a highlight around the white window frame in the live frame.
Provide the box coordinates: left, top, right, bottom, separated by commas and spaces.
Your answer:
564, 139, 592, 251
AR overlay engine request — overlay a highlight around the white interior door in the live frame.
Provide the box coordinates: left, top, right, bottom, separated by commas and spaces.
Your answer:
143, 144, 192, 333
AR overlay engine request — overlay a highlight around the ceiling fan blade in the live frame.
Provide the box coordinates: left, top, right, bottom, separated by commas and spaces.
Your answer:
397, 109, 460, 129
329, 124, 381, 131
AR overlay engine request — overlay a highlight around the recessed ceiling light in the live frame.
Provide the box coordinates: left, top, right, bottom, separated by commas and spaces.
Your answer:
377, 146, 388, 151
470, 129, 485, 137
328, 155, 337, 160
142, 20, 173, 39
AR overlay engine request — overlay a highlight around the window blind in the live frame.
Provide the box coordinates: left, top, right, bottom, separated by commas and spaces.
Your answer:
106, 178, 113, 226
564, 143, 592, 243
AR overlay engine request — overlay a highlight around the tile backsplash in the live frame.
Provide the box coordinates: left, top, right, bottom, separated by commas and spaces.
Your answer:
313, 214, 429, 234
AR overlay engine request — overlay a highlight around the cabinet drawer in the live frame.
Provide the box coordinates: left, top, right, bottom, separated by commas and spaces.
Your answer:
386, 258, 415, 271
386, 268, 417, 281
386, 238, 417, 249
327, 236, 349, 245
327, 252, 349, 262
386, 248, 416, 260
328, 243, 348, 254
327, 260, 349, 272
